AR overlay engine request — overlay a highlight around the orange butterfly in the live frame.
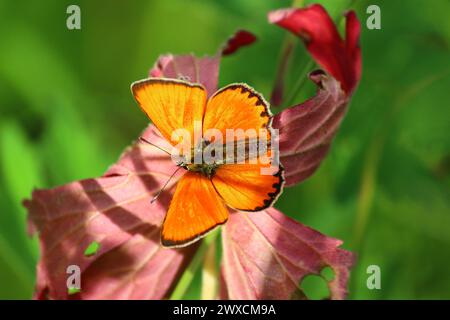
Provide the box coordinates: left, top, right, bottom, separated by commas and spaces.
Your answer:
131, 78, 284, 247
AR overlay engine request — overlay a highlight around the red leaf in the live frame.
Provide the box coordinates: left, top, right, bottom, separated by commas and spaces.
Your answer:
149, 54, 220, 97
221, 208, 354, 300
274, 70, 348, 186
269, 4, 361, 94
24, 125, 197, 299
150, 30, 256, 96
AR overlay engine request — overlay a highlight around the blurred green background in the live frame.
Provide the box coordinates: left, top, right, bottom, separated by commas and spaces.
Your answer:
0, 0, 449, 299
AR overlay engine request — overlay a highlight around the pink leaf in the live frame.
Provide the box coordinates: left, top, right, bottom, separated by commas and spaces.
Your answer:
24, 125, 196, 299
149, 54, 220, 97
274, 71, 349, 186
150, 30, 257, 96
221, 208, 354, 300
269, 4, 361, 94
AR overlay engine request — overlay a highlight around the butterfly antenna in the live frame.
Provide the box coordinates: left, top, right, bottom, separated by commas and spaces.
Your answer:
151, 166, 183, 204
139, 136, 171, 155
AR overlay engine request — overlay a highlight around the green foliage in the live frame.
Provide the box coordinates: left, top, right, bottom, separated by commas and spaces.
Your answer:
0, 0, 449, 299
0, 122, 40, 298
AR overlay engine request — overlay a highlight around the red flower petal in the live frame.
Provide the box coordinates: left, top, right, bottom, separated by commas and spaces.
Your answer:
269, 4, 361, 94
221, 208, 354, 300
274, 70, 348, 186
344, 10, 362, 88
221, 30, 257, 56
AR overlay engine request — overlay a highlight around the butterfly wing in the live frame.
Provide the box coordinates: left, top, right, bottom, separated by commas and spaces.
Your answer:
212, 162, 284, 211
204, 83, 284, 211
203, 83, 273, 165
203, 83, 271, 136
131, 78, 206, 147
161, 172, 229, 247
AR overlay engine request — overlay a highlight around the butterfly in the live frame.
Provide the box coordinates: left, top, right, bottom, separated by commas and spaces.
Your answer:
131, 78, 284, 248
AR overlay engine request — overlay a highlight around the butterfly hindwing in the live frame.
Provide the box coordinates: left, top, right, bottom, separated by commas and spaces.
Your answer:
161, 172, 229, 247
212, 162, 284, 212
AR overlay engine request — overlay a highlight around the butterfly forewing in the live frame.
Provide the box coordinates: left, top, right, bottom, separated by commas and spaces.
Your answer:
131, 78, 206, 149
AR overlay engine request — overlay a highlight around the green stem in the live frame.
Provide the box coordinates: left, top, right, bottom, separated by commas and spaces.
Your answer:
284, 59, 315, 107
269, 0, 304, 107
292, 0, 305, 8
352, 136, 383, 253
270, 37, 295, 107
170, 229, 219, 300
201, 238, 218, 299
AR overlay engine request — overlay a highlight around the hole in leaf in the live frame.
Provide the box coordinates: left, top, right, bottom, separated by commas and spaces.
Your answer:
300, 274, 330, 300
320, 266, 335, 282
68, 287, 81, 295
84, 241, 100, 257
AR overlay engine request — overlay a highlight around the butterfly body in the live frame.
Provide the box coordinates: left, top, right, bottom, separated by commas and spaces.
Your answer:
183, 162, 218, 179
132, 78, 284, 247
174, 138, 219, 178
